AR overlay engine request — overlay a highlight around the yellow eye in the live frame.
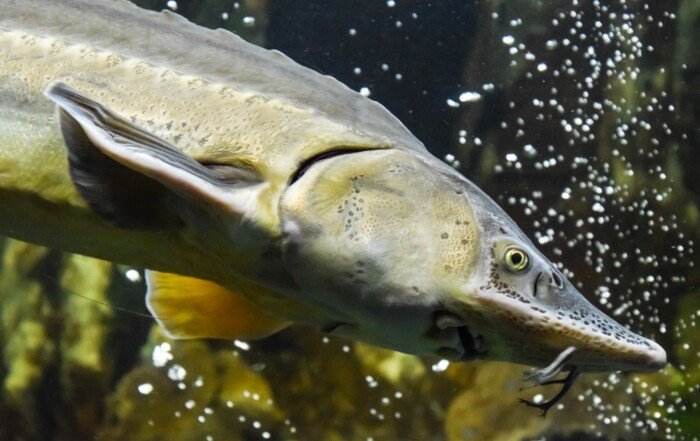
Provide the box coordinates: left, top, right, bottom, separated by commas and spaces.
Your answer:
504, 248, 529, 271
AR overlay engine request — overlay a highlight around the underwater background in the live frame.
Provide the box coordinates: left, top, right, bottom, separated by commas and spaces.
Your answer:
0, 0, 698, 440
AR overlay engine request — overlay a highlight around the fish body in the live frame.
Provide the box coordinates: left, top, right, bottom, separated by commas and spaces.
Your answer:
0, 0, 392, 278
0, 0, 665, 377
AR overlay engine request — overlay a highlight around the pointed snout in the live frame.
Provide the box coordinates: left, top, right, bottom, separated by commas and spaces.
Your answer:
568, 325, 669, 373
464, 280, 669, 373
547, 287, 668, 373
572, 333, 668, 373
637, 339, 667, 372
556, 332, 667, 374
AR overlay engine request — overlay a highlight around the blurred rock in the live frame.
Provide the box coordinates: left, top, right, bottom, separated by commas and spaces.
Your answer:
354, 342, 426, 385
99, 329, 284, 440
445, 363, 548, 441
0, 241, 55, 439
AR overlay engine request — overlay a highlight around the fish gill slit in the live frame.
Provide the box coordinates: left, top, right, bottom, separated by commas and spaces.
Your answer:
289, 148, 378, 185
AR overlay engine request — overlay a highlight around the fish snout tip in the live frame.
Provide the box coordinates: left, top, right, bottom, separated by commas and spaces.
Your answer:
642, 340, 667, 371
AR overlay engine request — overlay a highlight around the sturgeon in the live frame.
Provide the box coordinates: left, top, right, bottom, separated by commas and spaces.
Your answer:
0, 0, 665, 413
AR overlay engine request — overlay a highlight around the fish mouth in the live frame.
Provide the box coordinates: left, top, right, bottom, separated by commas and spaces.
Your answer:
457, 325, 485, 361
433, 311, 486, 361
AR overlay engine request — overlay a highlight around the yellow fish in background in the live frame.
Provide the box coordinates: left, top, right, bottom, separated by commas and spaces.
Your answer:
0, 0, 665, 414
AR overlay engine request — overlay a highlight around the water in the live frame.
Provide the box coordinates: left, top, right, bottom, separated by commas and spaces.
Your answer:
0, 0, 697, 440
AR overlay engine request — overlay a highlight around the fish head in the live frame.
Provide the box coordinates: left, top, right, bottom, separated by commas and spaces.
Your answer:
437, 163, 667, 374
449, 212, 666, 373
280, 148, 665, 373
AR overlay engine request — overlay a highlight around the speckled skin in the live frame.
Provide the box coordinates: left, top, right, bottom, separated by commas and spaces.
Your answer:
0, 0, 665, 371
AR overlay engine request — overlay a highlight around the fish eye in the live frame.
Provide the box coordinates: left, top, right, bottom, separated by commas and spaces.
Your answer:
504, 248, 529, 272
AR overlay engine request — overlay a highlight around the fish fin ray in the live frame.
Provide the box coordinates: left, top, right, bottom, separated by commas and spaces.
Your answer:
145, 270, 290, 340
55, 105, 182, 230
45, 81, 264, 229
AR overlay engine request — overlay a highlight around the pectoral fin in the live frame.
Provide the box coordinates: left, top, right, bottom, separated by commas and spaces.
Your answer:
146, 271, 290, 340
44, 81, 264, 230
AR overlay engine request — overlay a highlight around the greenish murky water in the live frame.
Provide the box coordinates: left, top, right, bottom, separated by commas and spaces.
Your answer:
0, 0, 698, 440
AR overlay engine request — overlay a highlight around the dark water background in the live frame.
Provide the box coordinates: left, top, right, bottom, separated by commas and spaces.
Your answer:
0, 0, 698, 440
